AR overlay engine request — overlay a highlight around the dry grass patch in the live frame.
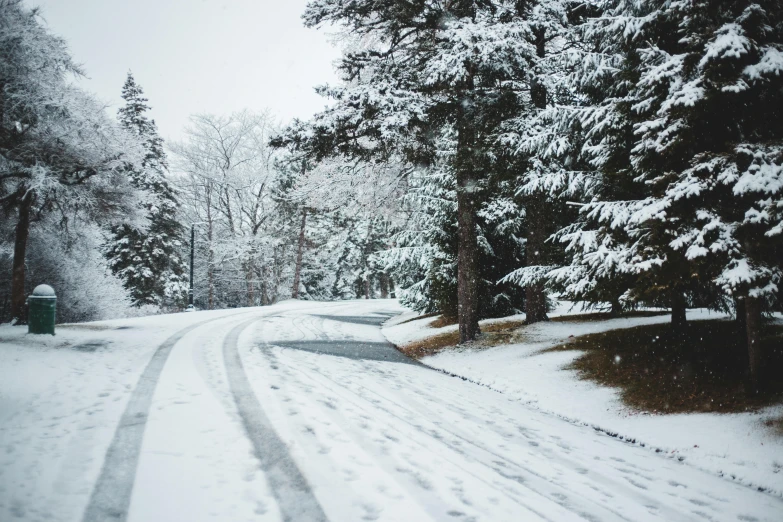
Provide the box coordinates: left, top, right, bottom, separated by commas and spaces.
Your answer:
423, 309, 667, 330
545, 320, 783, 414
400, 318, 527, 359
400, 309, 668, 360
399, 330, 462, 359
401, 310, 668, 359
550, 310, 670, 323
429, 315, 458, 328
764, 416, 783, 437
395, 312, 439, 326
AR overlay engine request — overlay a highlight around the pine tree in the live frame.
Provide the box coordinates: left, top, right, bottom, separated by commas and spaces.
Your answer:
106, 73, 187, 308
282, 1, 548, 342
626, 0, 783, 389
535, 0, 782, 389
377, 163, 526, 319
501, 0, 644, 316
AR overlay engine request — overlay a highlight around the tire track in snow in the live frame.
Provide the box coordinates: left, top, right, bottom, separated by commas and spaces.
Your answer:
350, 362, 679, 518
257, 347, 553, 521
273, 351, 614, 521
335, 362, 674, 521
250, 306, 722, 520
81, 310, 254, 522
222, 318, 328, 522
257, 319, 692, 521
287, 319, 781, 521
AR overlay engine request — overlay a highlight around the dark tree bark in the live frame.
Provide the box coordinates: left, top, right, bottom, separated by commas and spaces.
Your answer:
610, 298, 623, 318
745, 296, 764, 393
530, 30, 548, 109
524, 26, 550, 325
671, 289, 687, 331
363, 220, 373, 299
204, 184, 215, 310
245, 264, 255, 307
379, 272, 389, 299
10, 191, 33, 324
734, 297, 750, 367
261, 276, 270, 306
524, 195, 549, 324
292, 208, 307, 299
207, 221, 214, 310
456, 120, 481, 343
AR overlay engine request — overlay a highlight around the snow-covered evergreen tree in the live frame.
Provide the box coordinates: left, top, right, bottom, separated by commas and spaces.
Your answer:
374, 156, 526, 319
628, 0, 783, 389
491, 0, 589, 322
564, 0, 783, 319
106, 73, 187, 308
629, 0, 783, 305
519, 0, 782, 389
501, 0, 642, 315
287, 0, 554, 341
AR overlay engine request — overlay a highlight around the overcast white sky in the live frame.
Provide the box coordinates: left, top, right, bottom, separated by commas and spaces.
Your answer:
33, 0, 340, 141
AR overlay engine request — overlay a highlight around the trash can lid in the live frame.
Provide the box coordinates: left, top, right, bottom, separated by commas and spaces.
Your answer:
32, 284, 56, 297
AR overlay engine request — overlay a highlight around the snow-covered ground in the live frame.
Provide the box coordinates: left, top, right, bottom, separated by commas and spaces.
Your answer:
0, 304, 293, 521
2, 299, 782, 521
383, 304, 783, 499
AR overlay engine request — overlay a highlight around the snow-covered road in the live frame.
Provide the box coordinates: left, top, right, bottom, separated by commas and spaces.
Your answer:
1, 300, 782, 521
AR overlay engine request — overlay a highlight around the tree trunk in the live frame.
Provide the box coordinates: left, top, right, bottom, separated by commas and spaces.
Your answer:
456, 122, 481, 343
379, 272, 389, 299
10, 191, 33, 324
610, 298, 622, 318
246, 264, 254, 307
745, 296, 764, 393
735, 297, 749, 367
207, 220, 214, 311
363, 220, 373, 300
525, 228, 549, 324
671, 289, 687, 331
389, 278, 396, 299
530, 28, 548, 109
524, 27, 550, 325
203, 184, 215, 310
207, 265, 214, 310
524, 196, 549, 324
261, 274, 269, 306
292, 208, 307, 299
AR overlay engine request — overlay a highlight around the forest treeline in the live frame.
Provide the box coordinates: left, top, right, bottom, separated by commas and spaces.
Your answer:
0, 0, 394, 325
1, 0, 782, 391
280, 0, 783, 392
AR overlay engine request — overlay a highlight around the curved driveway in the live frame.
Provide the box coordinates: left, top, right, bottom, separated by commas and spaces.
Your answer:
33, 300, 783, 521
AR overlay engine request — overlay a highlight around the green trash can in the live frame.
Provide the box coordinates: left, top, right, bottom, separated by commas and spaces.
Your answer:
28, 284, 56, 335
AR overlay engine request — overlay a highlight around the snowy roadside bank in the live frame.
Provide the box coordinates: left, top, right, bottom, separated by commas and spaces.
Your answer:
382, 306, 783, 498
